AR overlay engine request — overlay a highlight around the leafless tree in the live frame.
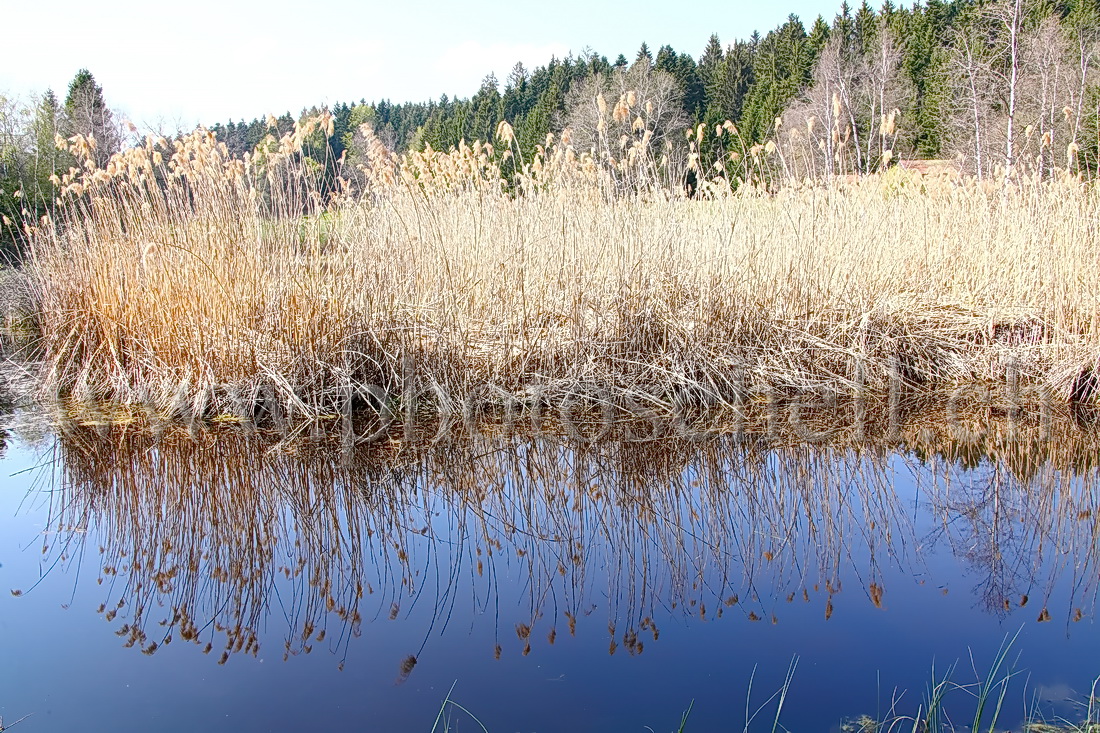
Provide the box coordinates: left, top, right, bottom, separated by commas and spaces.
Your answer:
778, 25, 911, 181
1003, 0, 1025, 180
858, 24, 913, 169
781, 38, 852, 179
564, 64, 690, 175
1022, 14, 1099, 177
942, 0, 1098, 180
946, 16, 1002, 179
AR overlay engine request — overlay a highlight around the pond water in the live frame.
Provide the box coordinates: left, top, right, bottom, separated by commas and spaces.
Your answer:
0, 402, 1097, 732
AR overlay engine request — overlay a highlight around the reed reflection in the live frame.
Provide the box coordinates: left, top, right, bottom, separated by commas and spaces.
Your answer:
36, 401, 1100, 674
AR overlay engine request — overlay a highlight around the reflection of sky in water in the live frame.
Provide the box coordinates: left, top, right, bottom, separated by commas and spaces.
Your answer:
0, 416, 1097, 732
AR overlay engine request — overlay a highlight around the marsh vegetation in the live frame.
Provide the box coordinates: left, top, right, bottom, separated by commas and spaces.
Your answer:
4, 2, 1100, 727
19, 115, 1100, 427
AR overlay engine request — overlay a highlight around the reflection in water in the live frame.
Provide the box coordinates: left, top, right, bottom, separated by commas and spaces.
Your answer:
30, 401, 1100, 679
916, 420, 1100, 622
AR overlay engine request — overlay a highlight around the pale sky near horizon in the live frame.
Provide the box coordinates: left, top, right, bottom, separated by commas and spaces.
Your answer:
2, 0, 850, 132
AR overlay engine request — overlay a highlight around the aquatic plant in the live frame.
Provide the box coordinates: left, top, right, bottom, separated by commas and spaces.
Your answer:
20, 113, 1100, 422
430, 682, 489, 733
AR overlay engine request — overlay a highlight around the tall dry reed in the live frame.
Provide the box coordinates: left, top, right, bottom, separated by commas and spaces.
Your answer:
23, 115, 1100, 420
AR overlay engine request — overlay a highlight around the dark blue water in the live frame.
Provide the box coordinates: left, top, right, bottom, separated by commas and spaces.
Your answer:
0, 413, 1097, 732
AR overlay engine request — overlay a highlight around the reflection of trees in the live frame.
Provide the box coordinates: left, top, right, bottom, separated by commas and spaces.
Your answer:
0, 407, 10, 458
0, 372, 21, 458
923, 461, 1032, 615
32, 400, 1100, 671
909, 411, 1100, 621
0, 321, 39, 455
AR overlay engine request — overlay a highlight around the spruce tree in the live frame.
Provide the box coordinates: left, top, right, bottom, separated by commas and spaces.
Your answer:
63, 69, 120, 167
714, 42, 755, 124
467, 73, 502, 144
31, 90, 68, 200
739, 15, 812, 143
503, 63, 531, 123
807, 16, 832, 66
656, 46, 703, 121
854, 0, 878, 56
902, 2, 948, 157
698, 34, 726, 123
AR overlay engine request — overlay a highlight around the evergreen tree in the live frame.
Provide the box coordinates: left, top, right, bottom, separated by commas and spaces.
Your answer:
807, 15, 832, 65
698, 34, 726, 123
903, 1, 950, 156
31, 90, 68, 201
63, 69, 120, 167
503, 62, 531, 124
331, 102, 352, 162
517, 80, 557, 160
740, 15, 812, 143
467, 73, 502, 144
713, 42, 756, 123
584, 51, 612, 77
854, 0, 879, 56
657, 46, 703, 121
655, 44, 678, 71
834, 2, 855, 48
698, 33, 725, 89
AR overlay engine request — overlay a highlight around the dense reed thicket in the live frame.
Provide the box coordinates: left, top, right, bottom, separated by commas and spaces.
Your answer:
22, 112, 1100, 420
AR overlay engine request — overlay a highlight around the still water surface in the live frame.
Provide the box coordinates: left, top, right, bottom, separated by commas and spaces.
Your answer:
0, 407, 1097, 731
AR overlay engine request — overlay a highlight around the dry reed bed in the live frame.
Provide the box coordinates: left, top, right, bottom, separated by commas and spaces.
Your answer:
24, 119, 1100, 419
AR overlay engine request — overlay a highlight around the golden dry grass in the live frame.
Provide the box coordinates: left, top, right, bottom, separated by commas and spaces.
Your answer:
23, 116, 1100, 419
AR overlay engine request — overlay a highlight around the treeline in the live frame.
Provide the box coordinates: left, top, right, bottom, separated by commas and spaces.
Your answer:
0, 70, 121, 260
210, 0, 1100, 180
5, 0, 1100, 258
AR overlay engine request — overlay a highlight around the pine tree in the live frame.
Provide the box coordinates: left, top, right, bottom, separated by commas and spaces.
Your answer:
503, 62, 532, 123
467, 73, 502, 144
517, 81, 557, 160
656, 46, 703, 121
655, 44, 678, 72
698, 34, 725, 88
833, 2, 855, 49
854, 0, 879, 56
331, 102, 352, 162
740, 15, 812, 143
714, 42, 755, 123
902, 2, 949, 156
584, 51, 611, 77
807, 15, 832, 66
31, 90, 68, 200
63, 69, 120, 167
880, 0, 898, 26
698, 34, 726, 123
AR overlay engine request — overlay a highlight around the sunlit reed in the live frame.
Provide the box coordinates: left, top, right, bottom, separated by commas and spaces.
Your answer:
22, 118, 1100, 421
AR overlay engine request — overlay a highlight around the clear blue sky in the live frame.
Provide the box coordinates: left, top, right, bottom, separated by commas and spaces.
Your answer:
1, 0, 851, 131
